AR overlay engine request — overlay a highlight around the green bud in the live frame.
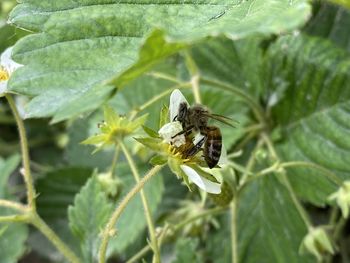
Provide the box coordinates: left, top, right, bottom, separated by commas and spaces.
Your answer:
328, 181, 350, 218
300, 227, 334, 261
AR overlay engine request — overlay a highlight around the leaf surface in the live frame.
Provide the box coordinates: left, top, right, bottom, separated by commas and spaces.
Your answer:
8, 0, 311, 121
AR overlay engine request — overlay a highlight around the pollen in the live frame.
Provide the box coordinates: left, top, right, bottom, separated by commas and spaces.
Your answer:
0, 67, 9, 81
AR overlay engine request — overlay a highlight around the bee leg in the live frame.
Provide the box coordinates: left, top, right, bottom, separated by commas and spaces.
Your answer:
171, 125, 194, 139
185, 136, 206, 157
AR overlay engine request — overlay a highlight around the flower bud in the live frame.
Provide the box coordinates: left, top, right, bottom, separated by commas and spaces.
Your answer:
328, 181, 350, 218
300, 227, 334, 261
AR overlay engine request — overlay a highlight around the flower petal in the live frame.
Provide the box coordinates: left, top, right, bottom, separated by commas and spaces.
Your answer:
218, 143, 228, 166
169, 89, 189, 121
158, 121, 186, 147
0, 47, 22, 74
180, 165, 221, 194
0, 80, 7, 96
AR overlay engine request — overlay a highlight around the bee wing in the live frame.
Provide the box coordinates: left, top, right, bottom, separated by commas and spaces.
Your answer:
169, 89, 189, 121
204, 113, 238, 128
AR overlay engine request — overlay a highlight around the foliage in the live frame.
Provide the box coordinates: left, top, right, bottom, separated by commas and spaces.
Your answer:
0, 0, 350, 263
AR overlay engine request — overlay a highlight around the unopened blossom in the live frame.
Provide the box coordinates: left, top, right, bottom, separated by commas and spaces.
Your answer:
328, 181, 350, 218
300, 227, 334, 261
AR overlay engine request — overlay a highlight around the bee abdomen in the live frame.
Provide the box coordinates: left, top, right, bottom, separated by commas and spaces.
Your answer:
204, 126, 222, 168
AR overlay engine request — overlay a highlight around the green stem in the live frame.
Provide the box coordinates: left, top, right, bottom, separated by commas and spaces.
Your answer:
129, 83, 191, 120
109, 144, 120, 178
119, 141, 160, 263
5, 94, 36, 209
0, 214, 30, 223
126, 207, 226, 263
200, 78, 265, 124
6, 94, 81, 263
98, 164, 164, 263
280, 162, 342, 187
148, 72, 183, 85
191, 74, 201, 104
173, 206, 227, 231
0, 199, 28, 212
31, 214, 81, 263
260, 133, 312, 229
333, 216, 347, 241
231, 198, 238, 263
239, 139, 263, 187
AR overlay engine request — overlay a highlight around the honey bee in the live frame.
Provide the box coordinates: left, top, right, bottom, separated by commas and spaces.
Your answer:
173, 102, 235, 168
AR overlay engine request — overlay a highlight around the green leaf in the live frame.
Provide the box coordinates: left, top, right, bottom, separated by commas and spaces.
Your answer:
0, 222, 28, 263
134, 137, 164, 152
0, 155, 28, 263
142, 125, 159, 138
8, 0, 311, 121
68, 176, 113, 263
109, 163, 164, 254
172, 238, 202, 263
304, 2, 350, 53
36, 167, 93, 221
65, 119, 113, 170
149, 155, 168, 166
237, 175, 313, 263
192, 37, 264, 98
0, 154, 20, 198
204, 214, 231, 263
267, 34, 350, 205
159, 104, 169, 129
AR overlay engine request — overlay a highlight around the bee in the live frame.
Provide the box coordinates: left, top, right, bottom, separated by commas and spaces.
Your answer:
173, 102, 235, 168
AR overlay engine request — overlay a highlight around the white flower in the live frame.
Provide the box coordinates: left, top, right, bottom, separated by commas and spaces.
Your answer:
158, 89, 226, 194
158, 121, 186, 147
0, 47, 22, 96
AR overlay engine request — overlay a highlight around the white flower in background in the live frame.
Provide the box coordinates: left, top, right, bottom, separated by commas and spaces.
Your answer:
157, 89, 227, 194
328, 181, 350, 218
0, 47, 22, 96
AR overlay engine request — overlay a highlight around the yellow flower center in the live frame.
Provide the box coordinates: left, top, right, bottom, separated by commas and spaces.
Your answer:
165, 140, 198, 165
0, 67, 9, 81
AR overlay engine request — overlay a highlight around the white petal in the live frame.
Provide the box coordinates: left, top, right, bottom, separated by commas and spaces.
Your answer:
169, 89, 189, 121
180, 165, 221, 194
218, 143, 228, 166
158, 121, 186, 147
0, 47, 23, 74
0, 80, 8, 96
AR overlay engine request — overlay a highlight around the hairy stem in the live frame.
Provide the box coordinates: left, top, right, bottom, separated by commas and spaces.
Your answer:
5, 94, 36, 209
0, 199, 28, 212
280, 161, 343, 187
191, 74, 201, 104
6, 94, 81, 263
31, 214, 81, 263
261, 133, 312, 229
119, 141, 160, 263
231, 198, 238, 263
110, 144, 120, 177
126, 206, 226, 263
129, 83, 191, 120
0, 214, 30, 223
148, 72, 183, 85
98, 164, 164, 263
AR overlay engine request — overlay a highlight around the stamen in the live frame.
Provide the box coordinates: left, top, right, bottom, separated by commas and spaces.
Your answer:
0, 67, 9, 81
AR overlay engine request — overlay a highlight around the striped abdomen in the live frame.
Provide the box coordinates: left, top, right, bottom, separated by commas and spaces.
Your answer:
204, 126, 222, 168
